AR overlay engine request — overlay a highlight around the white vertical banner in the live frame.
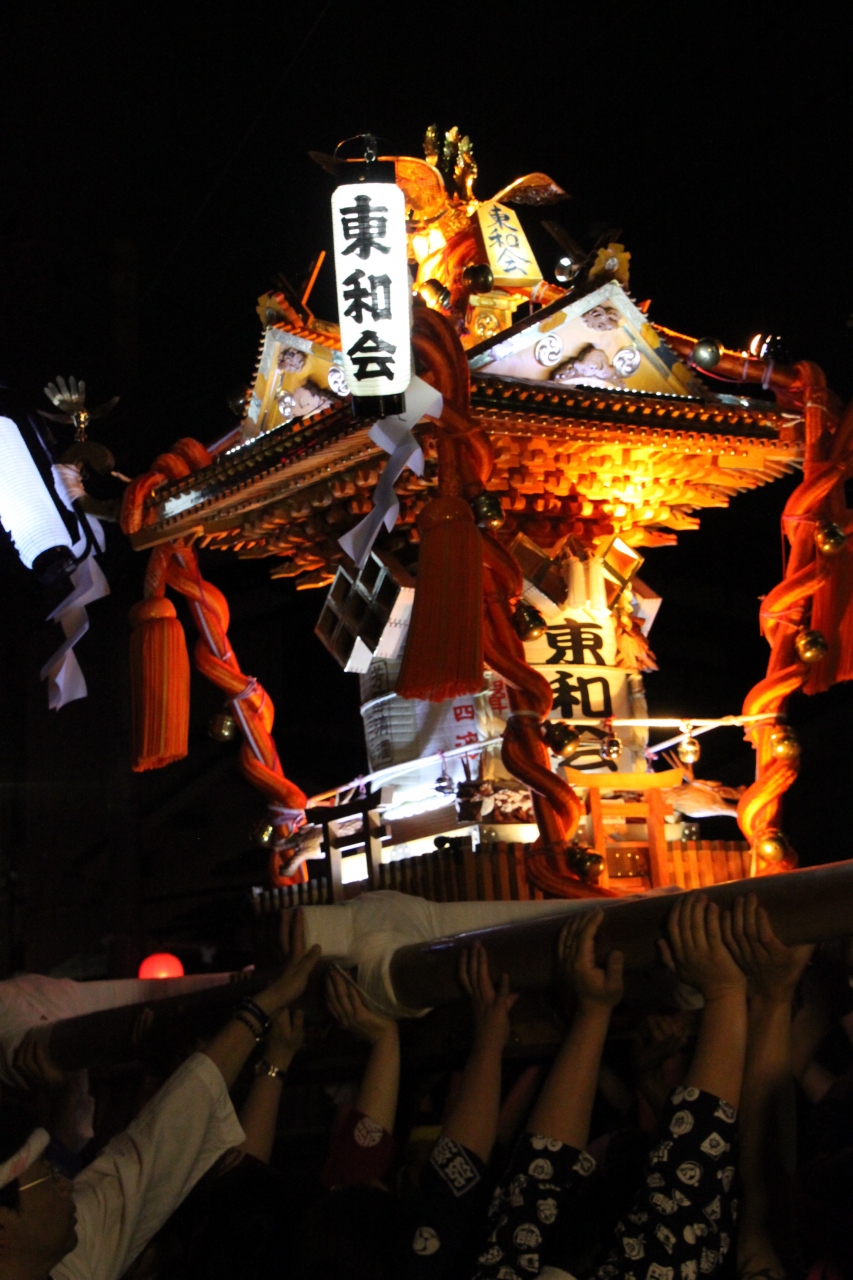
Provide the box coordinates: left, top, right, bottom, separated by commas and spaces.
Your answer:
331, 181, 412, 399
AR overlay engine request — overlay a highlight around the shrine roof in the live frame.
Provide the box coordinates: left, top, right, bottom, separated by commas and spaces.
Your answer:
130, 365, 802, 562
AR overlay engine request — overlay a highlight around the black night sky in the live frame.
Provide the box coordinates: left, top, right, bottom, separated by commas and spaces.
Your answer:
1, 3, 852, 975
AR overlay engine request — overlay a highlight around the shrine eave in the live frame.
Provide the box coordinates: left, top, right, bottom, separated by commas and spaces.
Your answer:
470, 376, 795, 440
129, 378, 803, 552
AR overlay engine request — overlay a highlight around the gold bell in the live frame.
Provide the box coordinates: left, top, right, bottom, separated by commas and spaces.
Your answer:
753, 829, 791, 864
471, 492, 505, 529
512, 601, 547, 642
677, 736, 701, 765
814, 521, 847, 557
418, 278, 452, 311
769, 725, 801, 762
795, 628, 828, 664
251, 820, 277, 849
600, 734, 622, 762
208, 709, 238, 742
541, 720, 581, 758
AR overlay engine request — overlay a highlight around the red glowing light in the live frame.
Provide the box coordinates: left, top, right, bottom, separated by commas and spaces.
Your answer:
138, 952, 185, 980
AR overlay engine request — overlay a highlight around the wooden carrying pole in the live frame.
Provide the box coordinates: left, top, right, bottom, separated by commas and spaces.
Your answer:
390, 860, 853, 1010
45, 974, 264, 1072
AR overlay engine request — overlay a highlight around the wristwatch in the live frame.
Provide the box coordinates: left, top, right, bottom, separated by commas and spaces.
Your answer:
255, 1057, 288, 1081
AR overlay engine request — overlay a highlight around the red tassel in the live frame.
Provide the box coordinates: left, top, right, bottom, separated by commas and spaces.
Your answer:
129, 597, 190, 771
396, 497, 483, 702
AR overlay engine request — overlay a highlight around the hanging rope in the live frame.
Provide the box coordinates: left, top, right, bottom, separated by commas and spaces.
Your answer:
121, 438, 308, 885
738, 366, 853, 870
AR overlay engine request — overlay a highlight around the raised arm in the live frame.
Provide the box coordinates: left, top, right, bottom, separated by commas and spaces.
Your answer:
237, 1006, 304, 1165
659, 893, 748, 1108
326, 967, 400, 1135
202, 908, 321, 1091
525, 909, 624, 1150
722, 894, 813, 1280
440, 942, 517, 1163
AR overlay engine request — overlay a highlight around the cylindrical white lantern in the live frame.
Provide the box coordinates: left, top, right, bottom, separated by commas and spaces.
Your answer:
331, 179, 412, 413
0, 415, 74, 573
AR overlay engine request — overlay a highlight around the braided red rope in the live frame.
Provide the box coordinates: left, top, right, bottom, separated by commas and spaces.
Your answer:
120, 439, 307, 886
738, 368, 853, 869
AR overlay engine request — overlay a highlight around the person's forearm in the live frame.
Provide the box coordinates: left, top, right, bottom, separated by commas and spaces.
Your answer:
238, 1072, 286, 1164
737, 997, 796, 1275
202, 1018, 262, 1091
685, 991, 747, 1107
442, 1031, 504, 1163
526, 1004, 611, 1149
355, 1026, 400, 1134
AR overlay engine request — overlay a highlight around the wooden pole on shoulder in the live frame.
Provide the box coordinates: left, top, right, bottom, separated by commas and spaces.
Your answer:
389, 860, 853, 1010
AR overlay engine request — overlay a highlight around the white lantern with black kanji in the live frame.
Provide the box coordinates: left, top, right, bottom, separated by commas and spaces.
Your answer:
331, 178, 412, 416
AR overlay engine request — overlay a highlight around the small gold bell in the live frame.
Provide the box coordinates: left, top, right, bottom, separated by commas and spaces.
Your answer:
753, 829, 791, 864
541, 720, 581, 758
814, 521, 847, 557
795, 628, 828, 664
677, 736, 701, 765
512, 601, 547, 642
600, 734, 622, 762
251, 820, 277, 849
208, 709, 238, 742
769, 725, 801, 762
471, 492, 505, 529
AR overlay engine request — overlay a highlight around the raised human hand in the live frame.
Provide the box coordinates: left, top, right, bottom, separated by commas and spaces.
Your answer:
44, 376, 86, 413
325, 965, 397, 1045
659, 894, 746, 1002
722, 894, 813, 1004
559, 909, 624, 1012
458, 942, 518, 1049
265, 1007, 305, 1070
256, 907, 321, 1014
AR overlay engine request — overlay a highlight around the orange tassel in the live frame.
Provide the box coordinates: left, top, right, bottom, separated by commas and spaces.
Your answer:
129, 597, 190, 771
396, 497, 483, 702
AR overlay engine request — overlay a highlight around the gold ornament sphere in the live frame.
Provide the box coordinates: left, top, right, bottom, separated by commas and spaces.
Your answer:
542, 720, 581, 758
814, 521, 847, 557
753, 830, 790, 864
677, 736, 701, 765
208, 710, 238, 742
600, 734, 622, 762
795, 628, 828, 664
769, 725, 801, 762
252, 820, 277, 849
513, 601, 547, 642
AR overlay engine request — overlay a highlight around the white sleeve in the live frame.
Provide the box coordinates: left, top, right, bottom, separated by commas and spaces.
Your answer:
52, 1053, 245, 1280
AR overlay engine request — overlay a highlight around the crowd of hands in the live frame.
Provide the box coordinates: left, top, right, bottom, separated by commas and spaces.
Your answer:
226, 892, 814, 1279
10, 893, 831, 1280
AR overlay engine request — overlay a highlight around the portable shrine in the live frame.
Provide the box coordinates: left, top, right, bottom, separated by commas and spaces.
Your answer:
116, 127, 853, 907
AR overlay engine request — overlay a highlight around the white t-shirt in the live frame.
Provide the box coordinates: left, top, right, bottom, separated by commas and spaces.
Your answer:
52, 1053, 245, 1280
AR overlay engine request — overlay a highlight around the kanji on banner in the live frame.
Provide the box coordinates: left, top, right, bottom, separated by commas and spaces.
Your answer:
331, 182, 412, 400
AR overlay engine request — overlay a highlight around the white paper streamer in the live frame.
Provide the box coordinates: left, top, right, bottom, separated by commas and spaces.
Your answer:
338, 376, 442, 568
40, 554, 110, 709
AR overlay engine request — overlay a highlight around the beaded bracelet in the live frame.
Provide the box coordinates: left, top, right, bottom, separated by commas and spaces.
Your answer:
234, 997, 272, 1036
233, 1011, 264, 1043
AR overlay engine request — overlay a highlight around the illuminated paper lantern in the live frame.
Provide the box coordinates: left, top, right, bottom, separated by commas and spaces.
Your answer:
0, 415, 74, 577
331, 179, 412, 413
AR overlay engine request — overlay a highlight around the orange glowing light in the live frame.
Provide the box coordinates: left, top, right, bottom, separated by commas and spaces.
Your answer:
138, 952, 185, 980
